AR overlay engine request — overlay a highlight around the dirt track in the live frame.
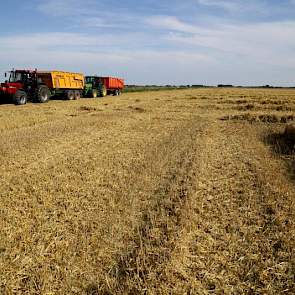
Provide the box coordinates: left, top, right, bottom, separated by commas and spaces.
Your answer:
0, 89, 294, 294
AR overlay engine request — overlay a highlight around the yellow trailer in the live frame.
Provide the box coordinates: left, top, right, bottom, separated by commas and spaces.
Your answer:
37, 71, 85, 100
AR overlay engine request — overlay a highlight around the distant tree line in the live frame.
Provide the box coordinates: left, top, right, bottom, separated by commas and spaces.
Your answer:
125, 84, 212, 89
218, 84, 233, 88
124, 84, 295, 92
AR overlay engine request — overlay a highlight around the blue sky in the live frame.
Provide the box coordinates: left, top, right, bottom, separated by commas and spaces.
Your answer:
0, 0, 295, 85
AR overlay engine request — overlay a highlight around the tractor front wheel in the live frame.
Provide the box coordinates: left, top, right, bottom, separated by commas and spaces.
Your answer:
99, 85, 107, 97
14, 90, 27, 105
92, 89, 98, 98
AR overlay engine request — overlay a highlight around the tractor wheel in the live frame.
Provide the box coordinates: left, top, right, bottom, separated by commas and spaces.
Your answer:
92, 89, 98, 98
67, 90, 75, 100
35, 85, 50, 103
13, 90, 27, 105
99, 85, 107, 97
74, 90, 81, 100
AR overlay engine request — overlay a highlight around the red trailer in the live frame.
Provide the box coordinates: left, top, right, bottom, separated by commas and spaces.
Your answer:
100, 77, 124, 96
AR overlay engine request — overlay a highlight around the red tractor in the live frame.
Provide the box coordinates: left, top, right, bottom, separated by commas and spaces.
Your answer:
0, 69, 48, 105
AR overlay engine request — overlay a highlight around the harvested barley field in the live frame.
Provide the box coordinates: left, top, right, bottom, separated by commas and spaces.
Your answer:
0, 88, 294, 294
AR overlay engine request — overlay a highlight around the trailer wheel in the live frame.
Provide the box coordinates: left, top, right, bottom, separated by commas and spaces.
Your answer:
67, 90, 75, 100
92, 89, 98, 98
74, 90, 81, 100
35, 85, 50, 103
14, 90, 27, 105
99, 85, 107, 97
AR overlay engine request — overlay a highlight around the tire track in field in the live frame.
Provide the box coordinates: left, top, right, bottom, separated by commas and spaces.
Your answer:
160, 121, 295, 294
91, 118, 208, 294
0, 111, 204, 294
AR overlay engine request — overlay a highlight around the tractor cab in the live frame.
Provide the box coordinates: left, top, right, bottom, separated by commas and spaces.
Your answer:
7, 70, 26, 83
85, 76, 103, 88
1, 70, 37, 91
84, 76, 106, 98
0, 69, 38, 105
7, 70, 37, 88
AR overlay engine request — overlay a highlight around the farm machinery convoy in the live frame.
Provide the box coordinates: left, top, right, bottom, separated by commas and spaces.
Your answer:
0, 69, 124, 105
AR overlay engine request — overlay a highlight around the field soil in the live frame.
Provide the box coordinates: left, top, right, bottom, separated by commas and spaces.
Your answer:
0, 89, 294, 294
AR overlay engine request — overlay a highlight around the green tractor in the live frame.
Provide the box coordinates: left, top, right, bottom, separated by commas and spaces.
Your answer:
84, 76, 124, 98
84, 76, 107, 98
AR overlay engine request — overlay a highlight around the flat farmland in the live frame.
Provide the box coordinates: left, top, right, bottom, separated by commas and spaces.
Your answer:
0, 88, 294, 294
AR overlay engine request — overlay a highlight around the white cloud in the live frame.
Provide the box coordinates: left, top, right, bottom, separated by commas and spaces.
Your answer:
0, 33, 95, 49
145, 15, 222, 35
0, 25, 294, 85
195, 0, 274, 14
0, 32, 212, 85
78, 17, 114, 28
196, 0, 240, 11
146, 16, 200, 34
37, 0, 93, 17
147, 16, 295, 68
37, 0, 143, 30
1, 1, 295, 86
0, 31, 157, 52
